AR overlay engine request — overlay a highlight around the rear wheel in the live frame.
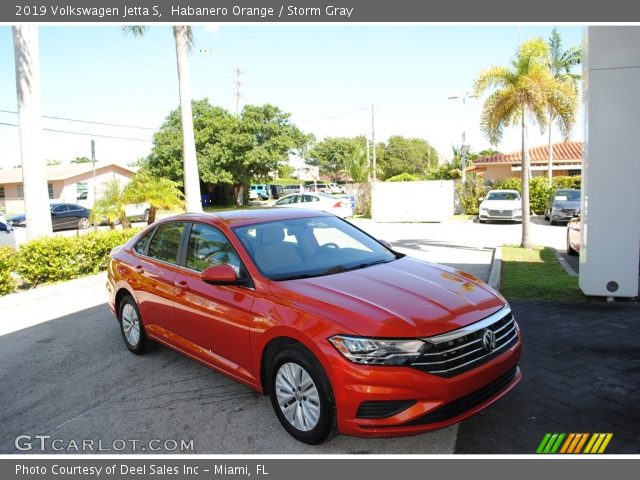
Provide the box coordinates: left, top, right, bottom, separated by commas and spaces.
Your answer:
269, 346, 336, 444
78, 217, 89, 229
118, 295, 154, 354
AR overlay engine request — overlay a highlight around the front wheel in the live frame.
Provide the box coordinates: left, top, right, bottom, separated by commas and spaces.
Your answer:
269, 346, 336, 444
78, 217, 89, 229
567, 231, 578, 256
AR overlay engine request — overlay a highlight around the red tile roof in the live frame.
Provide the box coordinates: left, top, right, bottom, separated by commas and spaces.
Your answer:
474, 141, 583, 165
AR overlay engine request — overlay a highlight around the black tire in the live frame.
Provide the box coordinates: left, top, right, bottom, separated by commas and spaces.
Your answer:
268, 345, 336, 445
78, 217, 89, 229
478, 218, 486, 224
142, 209, 150, 223
118, 295, 154, 354
550, 219, 557, 226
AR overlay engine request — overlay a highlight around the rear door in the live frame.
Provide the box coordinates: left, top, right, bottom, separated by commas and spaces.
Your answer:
50, 204, 69, 229
128, 222, 186, 338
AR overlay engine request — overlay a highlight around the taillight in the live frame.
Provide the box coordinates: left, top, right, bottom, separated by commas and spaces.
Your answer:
333, 201, 344, 208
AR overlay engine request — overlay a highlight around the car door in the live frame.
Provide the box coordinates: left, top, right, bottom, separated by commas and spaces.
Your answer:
65, 204, 85, 228
50, 204, 69, 230
130, 222, 186, 338
172, 222, 255, 383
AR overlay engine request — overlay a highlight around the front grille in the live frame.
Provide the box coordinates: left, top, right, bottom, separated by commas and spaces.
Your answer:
487, 209, 513, 217
561, 208, 575, 216
411, 307, 518, 378
404, 367, 518, 426
356, 400, 417, 419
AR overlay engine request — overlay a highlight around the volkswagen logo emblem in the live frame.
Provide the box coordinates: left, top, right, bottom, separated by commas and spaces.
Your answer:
482, 329, 496, 353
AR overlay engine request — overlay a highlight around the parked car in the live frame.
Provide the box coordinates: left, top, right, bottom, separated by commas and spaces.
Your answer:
282, 185, 302, 195
329, 183, 347, 194
545, 189, 581, 225
7, 203, 91, 231
250, 184, 270, 201
478, 190, 523, 223
567, 210, 581, 256
268, 184, 284, 200
124, 203, 151, 223
107, 209, 522, 444
274, 192, 353, 218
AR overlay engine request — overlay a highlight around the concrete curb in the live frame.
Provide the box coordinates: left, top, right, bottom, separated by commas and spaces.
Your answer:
0, 272, 106, 309
554, 248, 579, 277
488, 246, 502, 291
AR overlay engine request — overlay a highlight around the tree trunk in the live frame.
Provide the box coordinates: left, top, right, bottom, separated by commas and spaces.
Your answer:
12, 26, 53, 240
148, 206, 157, 225
173, 26, 202, 214
234, 185, 244, 207
547, 111, 554, 182
521, 108, 532, 249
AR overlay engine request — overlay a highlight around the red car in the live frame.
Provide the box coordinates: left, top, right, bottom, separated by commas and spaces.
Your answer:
107, 209, 521, 444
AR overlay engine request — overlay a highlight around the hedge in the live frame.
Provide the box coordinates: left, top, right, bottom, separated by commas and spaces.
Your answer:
0, 246, 16, 295
0, 228, 141, 294
490, 176, 581, 215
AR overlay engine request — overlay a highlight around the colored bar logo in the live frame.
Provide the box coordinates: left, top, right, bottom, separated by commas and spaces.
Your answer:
537, 433, 613, 454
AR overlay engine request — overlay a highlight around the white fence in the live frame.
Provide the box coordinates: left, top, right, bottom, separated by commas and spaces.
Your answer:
371, 180, 454, 222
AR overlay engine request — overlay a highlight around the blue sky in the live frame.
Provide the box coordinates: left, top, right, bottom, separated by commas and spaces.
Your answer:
0, 25, 584, 169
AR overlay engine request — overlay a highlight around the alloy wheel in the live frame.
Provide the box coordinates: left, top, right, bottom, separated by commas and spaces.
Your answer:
274, 362, 321, 432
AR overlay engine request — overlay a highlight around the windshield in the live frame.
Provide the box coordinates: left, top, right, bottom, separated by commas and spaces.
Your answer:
487, 191, 520, 201
555, 190, 580, 201
233, 216, 399, 280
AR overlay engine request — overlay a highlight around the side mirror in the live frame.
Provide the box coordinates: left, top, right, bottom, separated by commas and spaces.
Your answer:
201, 264, 239, 285
378, 239, 393, 250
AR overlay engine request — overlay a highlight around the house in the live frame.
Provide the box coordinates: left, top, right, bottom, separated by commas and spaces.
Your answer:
469, 141, 582, 182
0, 162, 137, 215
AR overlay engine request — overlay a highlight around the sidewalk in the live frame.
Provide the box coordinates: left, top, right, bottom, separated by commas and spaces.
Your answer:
0, 272, 108, 337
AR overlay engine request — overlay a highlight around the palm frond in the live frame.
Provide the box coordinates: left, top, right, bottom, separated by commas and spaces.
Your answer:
122, 26, 148, 37
173, 26, 194, 53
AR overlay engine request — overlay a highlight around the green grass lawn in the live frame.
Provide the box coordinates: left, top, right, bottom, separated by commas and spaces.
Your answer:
501, 245, 586, 301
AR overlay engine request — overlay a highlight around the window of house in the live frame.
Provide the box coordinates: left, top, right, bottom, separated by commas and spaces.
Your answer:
0, 187, 4, 199
48, 183, 54, 200
17, 184, 24, 200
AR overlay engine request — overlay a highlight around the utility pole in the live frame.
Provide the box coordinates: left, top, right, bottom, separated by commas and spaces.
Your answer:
448, 92, 477, 184
371, 104, 376, 184
366, 137, 371, 182
234, 65, 243, 116
91, 139, 97, 231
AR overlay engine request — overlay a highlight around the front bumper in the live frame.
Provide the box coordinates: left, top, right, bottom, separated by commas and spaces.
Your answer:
324, 332, 522, 437
479, 211, 522, 222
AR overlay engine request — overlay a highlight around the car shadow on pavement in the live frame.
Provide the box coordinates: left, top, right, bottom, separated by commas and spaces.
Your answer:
453, 299, 640, 454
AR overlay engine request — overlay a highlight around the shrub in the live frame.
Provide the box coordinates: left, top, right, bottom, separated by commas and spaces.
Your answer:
386, 173, 420, 182
456, 175, 485, 215
0, 246, 16, 295
552, 175, 581, 190
15, 228, 140, 286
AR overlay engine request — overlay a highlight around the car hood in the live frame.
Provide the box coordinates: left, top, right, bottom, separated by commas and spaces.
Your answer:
268, 256, 506, 338
552, 199, 580, 209
480, 199, 520, 210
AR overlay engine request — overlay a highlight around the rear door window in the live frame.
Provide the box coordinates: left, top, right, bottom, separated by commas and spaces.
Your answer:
147, 223, 185, 265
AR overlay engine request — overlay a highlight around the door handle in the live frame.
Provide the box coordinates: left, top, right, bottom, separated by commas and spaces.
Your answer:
175, 280, 190, 291
135, 265, 144, 274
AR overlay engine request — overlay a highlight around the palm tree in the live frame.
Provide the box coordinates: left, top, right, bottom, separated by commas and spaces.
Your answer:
123, 26, 202, 213
474, 38, 578, 248
91, 179, 129, 230
124, 171, 184, 224
12, 26, 53, 239
546, 28, 582, 181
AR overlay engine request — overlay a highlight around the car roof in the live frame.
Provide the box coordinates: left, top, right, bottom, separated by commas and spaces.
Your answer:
487, 189, 520, 194
157, 208, 332, 228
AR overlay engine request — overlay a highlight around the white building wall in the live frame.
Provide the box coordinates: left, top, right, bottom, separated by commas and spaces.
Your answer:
580, 27, 640, 297
372, 181, 454, 223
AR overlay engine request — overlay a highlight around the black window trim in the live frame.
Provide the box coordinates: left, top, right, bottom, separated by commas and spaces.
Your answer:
179, 221, 255, 290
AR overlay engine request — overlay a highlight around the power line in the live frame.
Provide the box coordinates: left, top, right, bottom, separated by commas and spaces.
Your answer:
0, 121, 151, 142
0, 109, 156, 131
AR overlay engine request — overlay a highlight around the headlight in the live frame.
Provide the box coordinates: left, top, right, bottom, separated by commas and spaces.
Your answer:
329, 335, 424, 365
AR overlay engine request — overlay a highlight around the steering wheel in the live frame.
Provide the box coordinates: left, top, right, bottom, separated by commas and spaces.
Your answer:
313, 243, 339, 259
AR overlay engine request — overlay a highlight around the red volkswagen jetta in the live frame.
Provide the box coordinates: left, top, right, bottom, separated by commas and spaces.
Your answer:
107, 209, 521, 444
